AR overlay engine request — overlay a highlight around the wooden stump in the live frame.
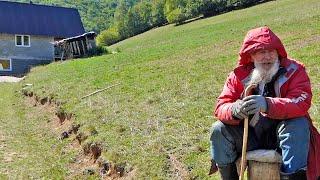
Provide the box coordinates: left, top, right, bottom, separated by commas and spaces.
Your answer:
237, 149, 282, 180
247, 160, 280, 180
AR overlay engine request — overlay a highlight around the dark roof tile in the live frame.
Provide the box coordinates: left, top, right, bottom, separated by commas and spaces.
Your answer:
0, 1, 85, 38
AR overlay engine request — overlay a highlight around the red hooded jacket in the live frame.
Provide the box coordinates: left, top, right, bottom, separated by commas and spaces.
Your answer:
214, 26, 320, 179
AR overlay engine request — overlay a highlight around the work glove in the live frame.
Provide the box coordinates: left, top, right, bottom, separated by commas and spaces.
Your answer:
242, 95, 267, 115
231, 100, 248, 120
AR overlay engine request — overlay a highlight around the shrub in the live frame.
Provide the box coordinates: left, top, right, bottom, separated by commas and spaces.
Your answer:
96, 28, 120, 46
166, 8, 189, 24
88, 45, 109, 56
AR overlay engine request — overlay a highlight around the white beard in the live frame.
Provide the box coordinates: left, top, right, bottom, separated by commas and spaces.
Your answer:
249, 59, 280, 85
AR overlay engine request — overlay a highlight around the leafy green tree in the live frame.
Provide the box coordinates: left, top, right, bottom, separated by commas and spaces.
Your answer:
185, 0, 202, 17
198, 0, 228, 17
164, 0, 189, 24
165, 8, 187, 24
238, 0, 259, 7
114, 1, 130, 39
132, 1, 153, 33
151, 0, 167, 27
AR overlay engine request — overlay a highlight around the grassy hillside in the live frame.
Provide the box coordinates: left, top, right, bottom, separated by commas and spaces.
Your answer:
1, 0, 319, 178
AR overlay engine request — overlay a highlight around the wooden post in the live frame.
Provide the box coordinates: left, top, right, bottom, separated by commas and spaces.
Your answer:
70, 42, 74, 54
81, 40, 87, 56
70, 42, 74, 59
66, 43, 72, 59
85, 36, 89, 50
73, 42, 78, 55
76, 41, 81, 56
60, 43, 65, 61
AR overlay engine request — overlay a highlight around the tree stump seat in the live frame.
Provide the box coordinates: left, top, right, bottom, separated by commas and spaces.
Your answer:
236, 149, 282, 180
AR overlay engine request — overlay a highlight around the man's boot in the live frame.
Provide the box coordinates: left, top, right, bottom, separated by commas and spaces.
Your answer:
218, 163, 239, 180
208, 159, 218, 175
280, 170, 307, 180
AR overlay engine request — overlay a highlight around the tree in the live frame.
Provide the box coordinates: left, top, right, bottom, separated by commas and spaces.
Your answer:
198, 0, 228, 17
114, 1, 130, 39
151, 0, 167, 27
185, 0, 200, 17
126, 1, 153, 36
164, 0, 189, 24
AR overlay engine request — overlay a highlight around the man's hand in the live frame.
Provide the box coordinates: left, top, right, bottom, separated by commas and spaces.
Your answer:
242, 95, 267, 115
231, 100, 248, 120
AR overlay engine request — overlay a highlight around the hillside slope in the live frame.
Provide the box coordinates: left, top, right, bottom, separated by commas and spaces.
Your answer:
1, 0, 319, 178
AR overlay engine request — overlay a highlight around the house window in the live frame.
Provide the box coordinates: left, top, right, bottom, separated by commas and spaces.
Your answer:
15, 35, 30, 47
0, 59, 12, 71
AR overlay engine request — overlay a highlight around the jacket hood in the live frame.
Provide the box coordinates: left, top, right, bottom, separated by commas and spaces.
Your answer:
238, 26, 287, 66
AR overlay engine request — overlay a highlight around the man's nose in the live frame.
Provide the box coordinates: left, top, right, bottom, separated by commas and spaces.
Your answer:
262, 52, 272, 62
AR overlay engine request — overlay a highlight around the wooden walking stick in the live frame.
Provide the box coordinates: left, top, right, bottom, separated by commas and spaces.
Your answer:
239, 84, 257, 180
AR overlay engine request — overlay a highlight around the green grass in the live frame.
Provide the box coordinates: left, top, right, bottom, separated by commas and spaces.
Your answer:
0, 84, 69, 179
1, 0, 319, 178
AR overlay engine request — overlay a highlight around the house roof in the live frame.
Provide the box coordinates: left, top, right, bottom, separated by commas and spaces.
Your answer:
0, 1, 85, 38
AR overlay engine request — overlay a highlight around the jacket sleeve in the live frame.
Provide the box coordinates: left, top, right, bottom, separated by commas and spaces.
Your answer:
264, 66, 312, 119
214, 72, 244, 125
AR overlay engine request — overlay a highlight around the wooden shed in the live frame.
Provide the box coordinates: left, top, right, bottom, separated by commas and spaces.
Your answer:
54, 32, 96, 60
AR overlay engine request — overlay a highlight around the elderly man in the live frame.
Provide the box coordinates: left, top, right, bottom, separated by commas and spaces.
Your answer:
209, 27, 320, 180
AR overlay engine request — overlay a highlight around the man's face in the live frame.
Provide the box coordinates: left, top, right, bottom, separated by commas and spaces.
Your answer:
250, 49, 278, 70
249, 49, 280, 84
